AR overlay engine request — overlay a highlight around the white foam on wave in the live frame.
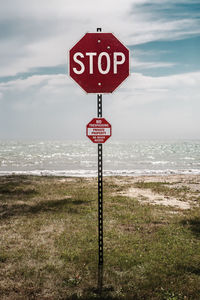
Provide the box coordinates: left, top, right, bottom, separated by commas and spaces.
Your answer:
151, 161, 170, 165
0, 170, 97, 177
0, 169, 200, 177
104, 169, 200, 176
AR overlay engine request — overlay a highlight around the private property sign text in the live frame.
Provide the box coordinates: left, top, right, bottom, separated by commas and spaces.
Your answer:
86, 118, 112, 143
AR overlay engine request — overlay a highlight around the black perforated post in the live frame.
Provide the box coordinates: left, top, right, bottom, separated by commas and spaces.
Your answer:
97, 94, 103, 266
97, 94, 102, 118
97, 27, 103, 292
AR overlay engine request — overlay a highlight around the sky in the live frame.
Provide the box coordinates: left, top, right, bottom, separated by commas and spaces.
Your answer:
0, 0, 200, 140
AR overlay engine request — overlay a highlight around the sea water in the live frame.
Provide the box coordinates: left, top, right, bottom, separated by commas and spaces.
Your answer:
0, 140, 200, 176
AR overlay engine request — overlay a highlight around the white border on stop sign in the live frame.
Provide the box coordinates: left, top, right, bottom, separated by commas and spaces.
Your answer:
67, 31, 130, 95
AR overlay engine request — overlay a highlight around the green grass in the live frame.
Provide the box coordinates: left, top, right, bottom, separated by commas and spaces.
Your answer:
0, 175, 200, 299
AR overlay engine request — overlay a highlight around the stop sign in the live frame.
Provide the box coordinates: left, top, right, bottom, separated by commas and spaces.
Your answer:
86, 118, 112, 143
69, 33, 129, 93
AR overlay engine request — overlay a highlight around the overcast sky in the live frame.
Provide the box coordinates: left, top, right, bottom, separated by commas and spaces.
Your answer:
0, 0, 200, 140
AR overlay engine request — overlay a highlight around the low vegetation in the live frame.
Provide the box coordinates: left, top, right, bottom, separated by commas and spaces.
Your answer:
134, 181, 191, 200
0, 175, 200, 299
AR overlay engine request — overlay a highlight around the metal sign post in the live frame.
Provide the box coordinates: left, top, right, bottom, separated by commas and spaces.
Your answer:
86, 98, 111, 267
97, 93, 103, 294
97, 94, 103, 265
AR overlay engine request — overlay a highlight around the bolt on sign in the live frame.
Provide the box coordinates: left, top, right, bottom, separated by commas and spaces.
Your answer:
86, 118, 112, 144
69, 33, 129, 93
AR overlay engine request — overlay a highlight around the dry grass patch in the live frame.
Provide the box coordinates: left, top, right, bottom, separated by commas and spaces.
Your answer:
112, 175, 200, 211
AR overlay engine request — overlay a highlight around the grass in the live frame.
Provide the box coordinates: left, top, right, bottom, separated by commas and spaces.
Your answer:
134, 181, 191, 200
0, 175, 200, 299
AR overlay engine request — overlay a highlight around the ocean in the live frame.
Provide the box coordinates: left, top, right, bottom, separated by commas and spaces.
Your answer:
0, 140, 200, 177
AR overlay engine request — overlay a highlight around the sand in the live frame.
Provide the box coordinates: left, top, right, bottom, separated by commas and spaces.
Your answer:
111, 174, 200, 210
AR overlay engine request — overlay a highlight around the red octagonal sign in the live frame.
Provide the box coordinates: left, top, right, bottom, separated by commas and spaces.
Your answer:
86, 118, 112, 143
69, 33, 129, 93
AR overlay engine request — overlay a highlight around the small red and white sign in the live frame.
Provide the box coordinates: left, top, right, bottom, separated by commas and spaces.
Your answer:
86, 118, 112, 143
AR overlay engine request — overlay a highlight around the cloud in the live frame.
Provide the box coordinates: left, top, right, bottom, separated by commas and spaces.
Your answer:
130, 71, 200, 92
0, 0, 199, 77
107, 76, 200, 139
133, 59, 176, 70
0, 71, 199, 139
1, 71, 199, 108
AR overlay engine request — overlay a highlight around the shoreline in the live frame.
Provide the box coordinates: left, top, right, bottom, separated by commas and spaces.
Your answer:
0, 169, 200, 177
